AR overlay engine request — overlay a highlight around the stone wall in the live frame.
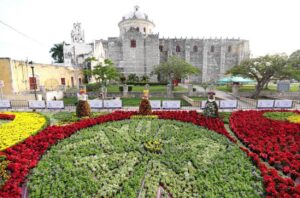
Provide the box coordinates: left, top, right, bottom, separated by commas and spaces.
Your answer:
159, 38, 250, 83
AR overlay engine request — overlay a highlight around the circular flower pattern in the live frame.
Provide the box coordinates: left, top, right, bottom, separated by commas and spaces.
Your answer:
28, 119, 263, 197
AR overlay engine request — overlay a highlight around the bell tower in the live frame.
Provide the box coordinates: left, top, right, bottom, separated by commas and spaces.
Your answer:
71, 22, 85, 43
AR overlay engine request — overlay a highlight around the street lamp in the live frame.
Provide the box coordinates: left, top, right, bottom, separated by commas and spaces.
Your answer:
29, 61, 37, 100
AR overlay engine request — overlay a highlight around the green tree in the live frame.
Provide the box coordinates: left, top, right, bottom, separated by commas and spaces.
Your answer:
289, 49, 300, 68
84, 58, 119, 87
49, 42, 64, 63
227, 54, 300, 98
153, 56, 200, 87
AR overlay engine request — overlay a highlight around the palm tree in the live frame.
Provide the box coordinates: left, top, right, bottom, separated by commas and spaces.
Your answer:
49, 42, 64, 63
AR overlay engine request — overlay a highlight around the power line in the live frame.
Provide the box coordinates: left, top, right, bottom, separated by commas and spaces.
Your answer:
0, 20, 44, 46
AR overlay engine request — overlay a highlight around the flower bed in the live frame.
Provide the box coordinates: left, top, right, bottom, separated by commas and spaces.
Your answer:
0, 111, 237, 197
27, 119, 262, 197
230, 110, 300, 196
0, 112, 47, 151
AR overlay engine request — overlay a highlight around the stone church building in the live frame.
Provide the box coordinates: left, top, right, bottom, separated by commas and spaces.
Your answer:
63, 6, 250, 83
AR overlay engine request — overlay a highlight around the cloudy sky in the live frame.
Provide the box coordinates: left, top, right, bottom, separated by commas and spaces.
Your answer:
0, 0, 299, 63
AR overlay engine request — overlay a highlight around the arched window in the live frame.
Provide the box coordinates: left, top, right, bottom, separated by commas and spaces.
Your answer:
136, 27, 139, 32
176, 45, 181, 52
159, 45, 163, 52
228, 45, 232, 53
130, 40, 136, 48
193, 46, 198, 52
143, 27, 146, 33
210, 45, 215, 53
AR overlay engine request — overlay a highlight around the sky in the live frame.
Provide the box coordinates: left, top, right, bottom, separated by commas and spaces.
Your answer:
0, 0, 299, 64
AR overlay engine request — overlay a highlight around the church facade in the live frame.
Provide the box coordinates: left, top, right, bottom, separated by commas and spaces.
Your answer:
63, 6, 250, 83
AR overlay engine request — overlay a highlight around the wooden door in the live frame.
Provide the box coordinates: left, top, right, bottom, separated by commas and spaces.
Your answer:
29, 77, 37, 90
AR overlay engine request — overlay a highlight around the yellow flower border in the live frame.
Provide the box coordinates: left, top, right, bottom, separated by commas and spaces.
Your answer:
130, 115, 158, 119
0, 112, 47, 151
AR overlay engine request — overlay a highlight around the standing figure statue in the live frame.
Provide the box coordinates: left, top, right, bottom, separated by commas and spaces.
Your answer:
139, 88, 152, 115
203, 91, 218, 118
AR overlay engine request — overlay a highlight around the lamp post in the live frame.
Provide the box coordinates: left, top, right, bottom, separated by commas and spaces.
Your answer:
29, 61, 37, 100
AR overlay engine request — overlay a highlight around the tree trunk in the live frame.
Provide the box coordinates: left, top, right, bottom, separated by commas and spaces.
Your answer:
264, 81, 270, 89
251, 79, 269, 99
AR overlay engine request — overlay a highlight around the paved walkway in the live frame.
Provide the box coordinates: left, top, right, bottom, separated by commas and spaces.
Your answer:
178, 83, 256, 109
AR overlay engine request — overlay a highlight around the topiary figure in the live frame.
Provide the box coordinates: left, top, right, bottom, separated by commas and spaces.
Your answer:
76, 100, 91, 117
139, 89, 152, 115
139, 98, 152, 115
76, 89, 91, 117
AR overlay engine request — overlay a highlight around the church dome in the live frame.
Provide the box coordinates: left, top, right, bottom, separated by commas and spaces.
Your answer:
119, 6, 155, 38
123, 6, 149, 20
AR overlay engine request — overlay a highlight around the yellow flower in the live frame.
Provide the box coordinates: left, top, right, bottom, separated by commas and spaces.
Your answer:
287, 115, 300, 123
0, 112, 47, 151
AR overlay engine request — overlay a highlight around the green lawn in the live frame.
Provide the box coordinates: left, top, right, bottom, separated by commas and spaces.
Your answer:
63, 97, 78, 105
216, 83, 300, 93
121, 97, 190, 106
63, 97, 190, 106
107, 85, 187, 93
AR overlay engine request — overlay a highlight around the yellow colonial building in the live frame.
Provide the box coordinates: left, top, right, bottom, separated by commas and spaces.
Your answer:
0, 58, 83, 96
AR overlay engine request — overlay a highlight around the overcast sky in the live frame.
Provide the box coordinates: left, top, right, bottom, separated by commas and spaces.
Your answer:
0, 0, 299, 63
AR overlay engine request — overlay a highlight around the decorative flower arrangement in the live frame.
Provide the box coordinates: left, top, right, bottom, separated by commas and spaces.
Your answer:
27, 119, 262, 197
230, 110, 300, 196
144, 140, 162, 153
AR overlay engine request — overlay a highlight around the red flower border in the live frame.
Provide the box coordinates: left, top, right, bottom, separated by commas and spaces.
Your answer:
0, 114, 15, 120
230, 110, 300, 197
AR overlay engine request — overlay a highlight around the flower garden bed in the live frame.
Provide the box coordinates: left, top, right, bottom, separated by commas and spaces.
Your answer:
0, 110, 299, 197
27, 120, 262, 197
230, 110, 300, 196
